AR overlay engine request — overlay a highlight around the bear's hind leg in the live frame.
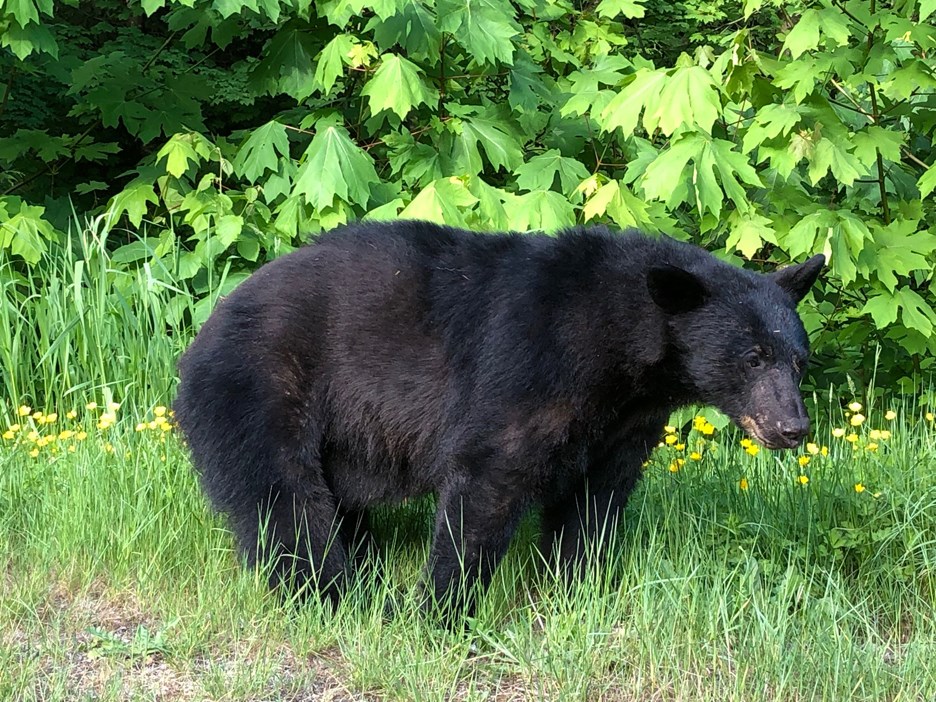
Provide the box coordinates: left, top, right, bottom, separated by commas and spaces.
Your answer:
237, 476, 352, 605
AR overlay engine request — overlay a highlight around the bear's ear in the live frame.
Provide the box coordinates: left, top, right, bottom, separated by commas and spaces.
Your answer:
769, 254, 825, 303
647, 265, 709, 315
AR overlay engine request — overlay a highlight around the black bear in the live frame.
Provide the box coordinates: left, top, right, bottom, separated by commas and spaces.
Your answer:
174, 221, 823, 613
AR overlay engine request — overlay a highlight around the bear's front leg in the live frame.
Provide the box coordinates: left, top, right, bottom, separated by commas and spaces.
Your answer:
423, 474, 528, 620
540, 433, 654, 577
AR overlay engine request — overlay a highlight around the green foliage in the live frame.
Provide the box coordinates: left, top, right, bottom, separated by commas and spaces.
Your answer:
3, 0, 936, 395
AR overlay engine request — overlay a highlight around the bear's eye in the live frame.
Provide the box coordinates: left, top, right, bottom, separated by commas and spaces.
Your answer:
745, 352, 762, 369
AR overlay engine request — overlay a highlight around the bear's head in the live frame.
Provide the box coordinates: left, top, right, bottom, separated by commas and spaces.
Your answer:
648, 253, 825, 450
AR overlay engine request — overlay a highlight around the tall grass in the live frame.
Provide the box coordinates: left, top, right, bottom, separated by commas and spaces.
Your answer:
1, 221, 934, 701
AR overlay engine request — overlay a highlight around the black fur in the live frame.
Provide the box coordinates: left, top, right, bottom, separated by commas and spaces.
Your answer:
174, 221, 823, 613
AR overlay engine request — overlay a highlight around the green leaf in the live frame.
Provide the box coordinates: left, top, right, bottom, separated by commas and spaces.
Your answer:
1, 18, 58, 59
215, 214, 243, 247
108, 181, 159, 227
447, 110, 524, 175
654, 65, 721, 136
371, 1, 442, 62
599, 68, 668, 136
293, 125, 379, 210
399, 177, 478, 225
727, 210, 776, 259
157, 133, 208, 179
851, 126, 904, 168
514, 150, 589, 195
314, 34, 355, 95
880, 60, 936, 102
233, 120, 291, 183
782, 9, 820, 59
808, 138, 864, 187
857, 221, 936, 292
595, 0, 645, 19
507, 190, 576, 233
361, 54, 437, 119
468, 177, 510, 229
141, 0, 166, 16
922, 0, 936, 22
860, 293, 900, 331
0, 201, 56, 265
237, 234, 261, 262
897, 288, 934, 336
918, 162, 936, 198
641, 133, 700, 208
437, 0, 520, 66
741, 104, 801, 153
861, 292, 898, 329
253, 24, 318, 100
817, 8, 851, 47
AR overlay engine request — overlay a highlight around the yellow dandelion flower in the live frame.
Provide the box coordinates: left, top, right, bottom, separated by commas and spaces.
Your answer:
806, 442, 820, 455
68, 445, 76, 453
36, 437, 49, 447
103, 443, 114, 453
854, 483, 866, 493
866, 442, 878, 452
701, 422, 715, 436
665, 434, 677, 445
820, 446, 829, 456
29, 448, 39, 458
135, 422, 146, 432
158, 421, 172, 433
744, 444, 759, 457
66, 410, 77, 420
26, 430, 39, 442
664, 424, 676, 434
850, 413, 865, 427
86, 401, 98, 410
75, 431, 87, 441
880, 430, 891, 440
869, 429, 881, 441
693, 416, 707, 430
168, 410, 175, 418
884, 410, 897, 421
18, 405, 31, 416
107, 402, 121, 412
927, 412, 934, 423
797, 475, 809, 485
2, 430, 14, 440
58, 430, 74, 440
668, 459, 685, 472
739, 477, 749, 490
97, 420, 112, 430
31, 411, 43, 421
689, 451, 702, 461
9, 424, 19, 432
848, 401, 862, 413
674, 443, 685, 451
832, 428, 846, 438
845, 433, 859, 443
45, 413, 57, 423
740, 438, 753, 448
798, 455, 810, 467
147, 420, 159, 430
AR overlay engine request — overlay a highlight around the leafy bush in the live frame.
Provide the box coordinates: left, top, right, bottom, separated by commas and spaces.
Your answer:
2, 0, 936, 399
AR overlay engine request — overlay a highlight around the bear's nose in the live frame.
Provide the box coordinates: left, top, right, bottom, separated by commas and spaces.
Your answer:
779, 419, 809, 445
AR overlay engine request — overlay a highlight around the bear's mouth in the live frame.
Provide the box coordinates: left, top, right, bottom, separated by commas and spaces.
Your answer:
737, 415, 800, 450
